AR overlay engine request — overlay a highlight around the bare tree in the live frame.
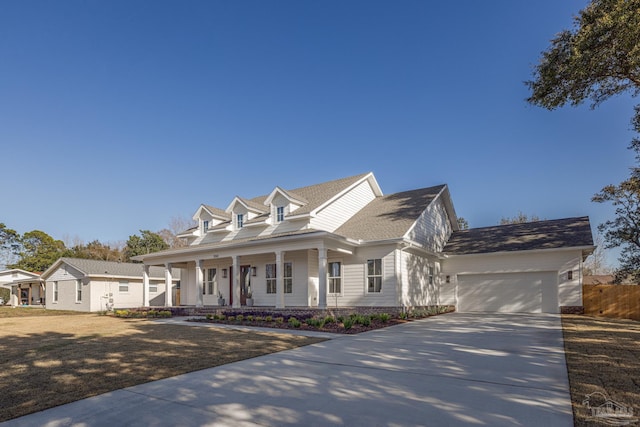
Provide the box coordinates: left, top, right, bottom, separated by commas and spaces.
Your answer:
157, 216, 196, 249
584, 234, 612, 276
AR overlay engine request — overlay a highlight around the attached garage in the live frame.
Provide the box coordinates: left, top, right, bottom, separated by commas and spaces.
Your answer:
457, 272, 558, 313
442, 217, 595, 314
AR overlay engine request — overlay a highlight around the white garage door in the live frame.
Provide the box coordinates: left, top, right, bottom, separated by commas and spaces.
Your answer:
457, 272, 558, 313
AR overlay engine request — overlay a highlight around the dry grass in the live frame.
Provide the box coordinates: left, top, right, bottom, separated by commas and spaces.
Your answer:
0, 306, 85, 318
0, 312, 326, 422
562, 315, 640, 426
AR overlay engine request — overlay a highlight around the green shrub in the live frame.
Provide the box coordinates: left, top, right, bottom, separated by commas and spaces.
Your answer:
337, 315, 345, 323
399, 311, 408, 320
343, 318, 354, 330
288, 317, 301, 328
379, 313, 391, 323
158, 310, 172, 318
324, 316, 336, 324
246, 315, 254, 321
275, 317, 284, 324
265, 315, 273, 322
236, 314, 244, 322
254, 316, 263, 322
227, 315, 235, 321
206, 313, 213, 320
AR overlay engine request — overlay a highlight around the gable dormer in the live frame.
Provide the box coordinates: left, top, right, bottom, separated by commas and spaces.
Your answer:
225, 196, 269, 230
264, 186, 308, 224
192, 204, 231, 235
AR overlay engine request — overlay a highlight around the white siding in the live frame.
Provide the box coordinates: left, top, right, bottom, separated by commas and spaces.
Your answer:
407, 197, 452, 252
442, 249, 584, 308
400, 251, 441, 307
325, 245, 398, 307
311, 180, 376, 232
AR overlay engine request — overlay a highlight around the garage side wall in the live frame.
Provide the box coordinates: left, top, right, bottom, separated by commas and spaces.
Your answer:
442, 249, 584, 312
400, 251, 441, 307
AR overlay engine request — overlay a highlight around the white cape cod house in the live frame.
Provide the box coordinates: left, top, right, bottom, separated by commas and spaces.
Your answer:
135, 172, 594, 313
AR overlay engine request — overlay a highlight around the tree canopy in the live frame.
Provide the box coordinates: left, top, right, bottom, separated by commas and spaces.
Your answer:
526, 0, 640, 122
124, 230, 169, 262
0, 223, 20, 269
10, 230, 68, 273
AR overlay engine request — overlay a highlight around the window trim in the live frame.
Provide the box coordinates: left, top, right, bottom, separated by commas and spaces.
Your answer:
236, 213, 244, 229
53, 281, 58, 303
205, 268, 216, 295
265, 263, 277, 294
366, 258, 383, 294
276, 206, 285, 222
119, 281, 129, 294
284, 261, 293, 294
327, 259, 343, 296
75, 279, 82, 303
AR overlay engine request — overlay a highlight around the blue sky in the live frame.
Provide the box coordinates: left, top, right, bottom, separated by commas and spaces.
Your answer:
1, 1, 634, 266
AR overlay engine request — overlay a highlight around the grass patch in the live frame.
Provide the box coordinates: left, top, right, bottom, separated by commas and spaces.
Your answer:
562, 315, 640, 426
0, 314, 326, 422
0, 307, 85, 318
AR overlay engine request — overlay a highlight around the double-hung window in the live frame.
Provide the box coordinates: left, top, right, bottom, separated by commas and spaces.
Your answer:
236, 214, 244, 229
367, 259, 382, 293
76, 280, 82, 302
266, 264, 276, 294
428, 266, 434, 286
284, 262, 293, 293
53, 281, 59, 302
206, 268, 216, 295
276, 206, 285, 222
119, 281, 129, 293
328, 261, 342, 294
203, 220, 209, 233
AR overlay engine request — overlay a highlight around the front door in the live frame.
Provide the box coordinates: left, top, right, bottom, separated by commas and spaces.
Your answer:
240, 265, 251, 306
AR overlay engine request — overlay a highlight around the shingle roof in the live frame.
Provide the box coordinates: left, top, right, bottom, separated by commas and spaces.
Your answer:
249, 173, 371, 217
52, 258, 175, 279
444, 216, 593, 255
335, 185, 446, 241
202, 173, 370, 220
203, 205, 231, 220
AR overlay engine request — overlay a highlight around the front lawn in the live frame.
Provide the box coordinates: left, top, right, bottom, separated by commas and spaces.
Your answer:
562, 315, 640, 426
0, 314, 325, 422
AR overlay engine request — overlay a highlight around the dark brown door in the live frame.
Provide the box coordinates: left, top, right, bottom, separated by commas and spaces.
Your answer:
240, 265, 251, 306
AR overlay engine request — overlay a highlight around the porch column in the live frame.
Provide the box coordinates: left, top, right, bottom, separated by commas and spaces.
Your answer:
195, 260, 204, 307
165, 263, 173, 307
318, 247, 327, 309
232, 255, 241, 308
143, 265, 150, 307
276, 251, 285, 309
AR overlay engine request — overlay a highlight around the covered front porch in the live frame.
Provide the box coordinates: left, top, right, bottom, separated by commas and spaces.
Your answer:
140, 233, 359, 310
11, 279, 45, 307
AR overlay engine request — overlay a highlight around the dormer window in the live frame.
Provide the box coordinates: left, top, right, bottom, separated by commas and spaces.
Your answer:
203, 220, 209, 232
276, 206, 285, 222
236, 213, 244, 229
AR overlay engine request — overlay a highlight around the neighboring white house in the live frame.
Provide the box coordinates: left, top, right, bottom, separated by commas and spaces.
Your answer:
134, 172, 594, 314
43, 258, 179, 312
0, 268, 44, 307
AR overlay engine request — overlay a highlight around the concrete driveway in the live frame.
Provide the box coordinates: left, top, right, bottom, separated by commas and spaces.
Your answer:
1, 313, 573, 427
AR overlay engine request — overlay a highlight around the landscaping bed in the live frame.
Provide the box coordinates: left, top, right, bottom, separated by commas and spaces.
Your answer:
188, 306, 454, 334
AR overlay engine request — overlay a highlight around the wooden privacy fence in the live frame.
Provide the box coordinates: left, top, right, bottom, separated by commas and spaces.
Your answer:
583, 284, 640, 321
